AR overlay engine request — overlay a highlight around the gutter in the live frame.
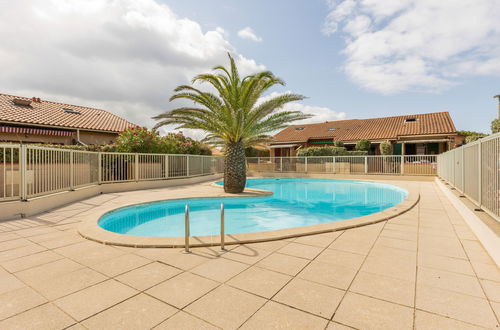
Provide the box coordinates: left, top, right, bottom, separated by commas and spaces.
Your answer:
75, 129, 87, 146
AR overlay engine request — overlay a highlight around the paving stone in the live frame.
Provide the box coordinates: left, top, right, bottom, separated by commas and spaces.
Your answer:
240, 301, 328, 330
0, 287, 47, 320
146, 272, 218, 309
82, 293, 177, 329
350, 271, 415, 306
417, 267, 485, 298
90, 253, 150, 277
185, 285, 266, 330
333, 292, 414, 330
298, 260, 358, 290
190, 257, 248, 282
0, 303, 75, 330
277, 242, 323, 259
255, 252, 309, 276
273, 277, 344, 318
227, 266, 291, 298
155, 311, 219, 330
414, 310, 486, 330
116, 262, 181, 291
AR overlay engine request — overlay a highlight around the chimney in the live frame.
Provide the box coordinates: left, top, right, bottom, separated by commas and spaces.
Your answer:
31, 97, 41, 103
13, 98, 32, 106
495, 95, 500, 119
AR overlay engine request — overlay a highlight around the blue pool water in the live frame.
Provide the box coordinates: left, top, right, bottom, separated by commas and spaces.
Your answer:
99, 178, 407, 237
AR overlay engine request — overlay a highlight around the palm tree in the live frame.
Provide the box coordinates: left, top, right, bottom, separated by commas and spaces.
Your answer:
154, 54, 311, 193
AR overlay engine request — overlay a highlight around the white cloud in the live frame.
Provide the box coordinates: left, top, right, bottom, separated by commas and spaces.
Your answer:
323, 0, 500, 94
0, 0, 265, 138
237, 27, 263, 42
259, 92, 347, 125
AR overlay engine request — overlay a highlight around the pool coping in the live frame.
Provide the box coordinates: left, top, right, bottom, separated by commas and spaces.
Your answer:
78, 179, 420, 248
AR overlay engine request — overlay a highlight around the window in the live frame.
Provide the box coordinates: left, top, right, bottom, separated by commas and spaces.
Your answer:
404, 118, 417, 123
328, 128, 336, 131
63, 108, 81, 114
295, 127, 305, 130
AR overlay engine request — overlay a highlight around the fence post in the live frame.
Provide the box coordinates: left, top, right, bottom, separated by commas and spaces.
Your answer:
304, 157, 308, 173
461, 148, 465, 195
364, 156, 368, 174
187, 156, 190, 177
280, 157, 283, 172
164, 155, 169, 179
478, 141, 482, 208
400, 155, 404, 175
134, 153, 139, 181
333, 156, 336, 174
70, 150, 74, 191
20, 145, 27, 201
98, 152, 102, 184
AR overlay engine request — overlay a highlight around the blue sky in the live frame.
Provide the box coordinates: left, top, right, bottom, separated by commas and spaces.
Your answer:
1, 0, 499, 134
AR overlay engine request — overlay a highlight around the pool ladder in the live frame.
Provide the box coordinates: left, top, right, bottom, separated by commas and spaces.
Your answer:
183, 203, 225, 253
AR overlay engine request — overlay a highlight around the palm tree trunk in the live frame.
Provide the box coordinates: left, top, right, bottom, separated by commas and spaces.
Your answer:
224, 141, 246, 193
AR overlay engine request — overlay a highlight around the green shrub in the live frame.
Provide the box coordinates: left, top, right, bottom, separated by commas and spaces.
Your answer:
296, 146, 367, 157
491, 119, 500, 134
334, 141, 344, 148
355, 139, 371, 151
379, 141, 393, 155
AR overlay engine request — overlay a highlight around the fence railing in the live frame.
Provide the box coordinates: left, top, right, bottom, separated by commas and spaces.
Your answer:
438, 132, 500, 222
247, 155, 438, 176
0, 144, 225, 202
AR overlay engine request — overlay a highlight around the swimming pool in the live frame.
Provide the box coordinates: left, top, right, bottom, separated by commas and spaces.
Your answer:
98, 178, 408, 237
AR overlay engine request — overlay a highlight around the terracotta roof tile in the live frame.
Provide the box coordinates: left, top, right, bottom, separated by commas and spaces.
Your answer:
272, 112, 457, 143
0, 93, 136, 132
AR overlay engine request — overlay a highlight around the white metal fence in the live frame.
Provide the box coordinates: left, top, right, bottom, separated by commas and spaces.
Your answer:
247, 155, 437, 176
438, 132, 500, 222
0, 144, 224, 202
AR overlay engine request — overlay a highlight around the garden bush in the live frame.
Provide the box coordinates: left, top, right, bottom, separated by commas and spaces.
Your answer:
296, 146, 367, 157
379, 141, 393, 155
355, 139, 371, 151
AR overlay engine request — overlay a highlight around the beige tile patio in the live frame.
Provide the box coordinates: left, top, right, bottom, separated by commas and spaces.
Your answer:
350, 271, 415, 306
0, 303, 75, 330
360, 254, 416, 282
0, 250, 63, 273
15, 258, 84, 285
240, 301, 328, 330
255, 252, 309, 276
155, 311, 219, 330
0, 244, 46, 263
90, 253, 151, 277
273, 277, 344, 318
159, 251, 212, 270
294, 232, 339, 247
0, 287, 47, 320
54, 241, 125, 266
373, 236, 417, 251
116, 262, 181, 291
414, 310, 485, 330
277, 242, 323, 259
190, 257, 248, 282
82, 293, 177, 329
417, 266, 485, 298
326, 321, 355, 329
54, 279, 137, 321
471, 261, 500, 282
333, 292, 414, 330
315, 248, 365, 269
146, 272, 218, 308
227, 266, 291, 298
416, 284, 499, 328
31, 267, 108, 300
298, 260, 358, 290
221, 244, 272, 264
480, 279, 500, 302
379, 228, 417, 241
185, 285, 266, 330
0, 238, 32, 252
0, 272, 26, 295
418, 252, 475, 276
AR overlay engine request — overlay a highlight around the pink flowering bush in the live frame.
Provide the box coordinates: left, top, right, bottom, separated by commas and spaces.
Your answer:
114, 127, 211, 155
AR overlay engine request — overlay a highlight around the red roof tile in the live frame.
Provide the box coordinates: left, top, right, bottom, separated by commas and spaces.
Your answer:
0, 93, 136, 132
272, 112, 457, 143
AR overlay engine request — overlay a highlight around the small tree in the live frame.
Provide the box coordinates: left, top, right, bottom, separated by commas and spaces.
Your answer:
492, 119, 500, 134
355, 139, 371, 152
379, 141, 393, 155
334, 141, 344, 148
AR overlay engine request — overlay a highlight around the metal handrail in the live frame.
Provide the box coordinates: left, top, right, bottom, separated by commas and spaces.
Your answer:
220, 203, 225, 250
184, 204, 190, 253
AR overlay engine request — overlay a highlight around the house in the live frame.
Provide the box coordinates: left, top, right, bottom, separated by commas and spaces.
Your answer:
269, 112, 463, 156
0, 93, 136, 145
